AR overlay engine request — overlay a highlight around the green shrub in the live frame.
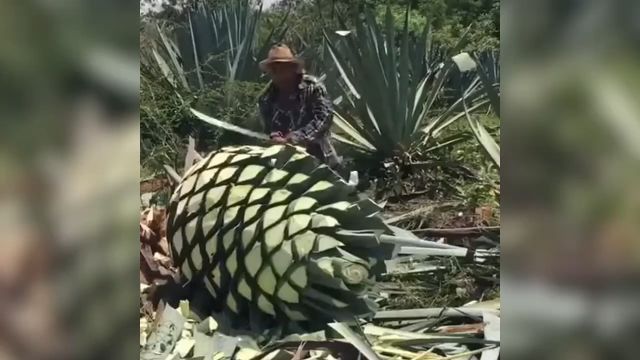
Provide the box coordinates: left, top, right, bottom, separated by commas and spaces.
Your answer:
192, 80, 266, 147
140, 75, 194, 175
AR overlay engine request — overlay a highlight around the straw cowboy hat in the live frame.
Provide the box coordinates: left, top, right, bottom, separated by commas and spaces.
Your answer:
259, 44, 304, 73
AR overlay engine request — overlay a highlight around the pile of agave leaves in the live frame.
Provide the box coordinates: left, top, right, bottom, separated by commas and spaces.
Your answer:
140, 142, 500, 360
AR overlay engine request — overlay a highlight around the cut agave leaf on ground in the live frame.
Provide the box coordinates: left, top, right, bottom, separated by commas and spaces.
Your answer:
364, 324, 462, 340
436, 323, 485, 335
398, 246, 468, 257
193, 330, 217, 359
444, 346, 498, 360
141, 304, 185, 359
380, 234, 465, 250
258, 349, 292, 360
210, 333, 242, 358
236, 348, 262, 360
371, 344, 420, 359
383, 259, 445, 276
397, 319, 440, 332
290, 332, 328, 342
374, 307, 494, 320
384, 202, 459, 224
480, 312, 500, 360
328, 322, 382, 360
463, 298, 500, 311
386, 225, 418, 239
175, 338, 196, 358
196, 317, 219, 334
381, 336, 496, 348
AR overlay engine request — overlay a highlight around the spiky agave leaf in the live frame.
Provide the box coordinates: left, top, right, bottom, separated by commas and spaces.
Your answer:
167, 145, 393, 326
150, 0, 289, 89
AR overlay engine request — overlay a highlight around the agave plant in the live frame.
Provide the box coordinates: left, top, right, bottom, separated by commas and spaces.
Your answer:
324, 7, 489, 160
149, 0, 289, 91
167, 144, 391, 325
166, 144, 469, 327
449, 52, 500, 167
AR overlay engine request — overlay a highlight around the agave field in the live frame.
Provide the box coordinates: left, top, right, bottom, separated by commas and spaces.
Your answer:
140, 1, 500, 359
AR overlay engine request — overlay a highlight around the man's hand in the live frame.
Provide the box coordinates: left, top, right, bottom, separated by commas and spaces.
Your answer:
270, 132, 288, 144
270, 131, 304, 145
285, 131, 304, 145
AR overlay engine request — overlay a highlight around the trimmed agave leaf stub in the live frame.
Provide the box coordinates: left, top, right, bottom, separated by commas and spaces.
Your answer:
167, 145, 392, 326
452, 52, 477, 73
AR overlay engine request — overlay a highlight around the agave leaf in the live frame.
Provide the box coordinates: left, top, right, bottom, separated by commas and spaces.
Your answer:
462, 94, 500, 167
325, 6, 461, 159
430, 98, 490, 138
375, 307, 497, 321
411, 26, 473, 133
481, 312, 501, 360
229, 35, 248, 80
378, 9, 397, 138
344, 17, 389, 138
328, 322, 382, 360
187, 11, 204, 90
364, 10, 387, 85
423, 133, 473, 152
473, 54, 501, 117
415, 61, 452, 133
152, 47, 176, 87
398, 7, 410, 140
332, 133, 374, 153
451, 25, 472, 54
190, 108, 269, 141
379, 233, 464, 250
411, 74, 431, 119
384, 7, 398, 101
398, 246, 468, 257
423, 23, 434, 71
419, 76, 487, 146
184, 136, 200, 172
151, 0, 285, 86
163, 165, 181, 184
156, 24, 189, 89
324, 32, 361, 99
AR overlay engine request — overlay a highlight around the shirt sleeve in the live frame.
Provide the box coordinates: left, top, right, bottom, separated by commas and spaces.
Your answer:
293, 83, 333, 142
258, 95, 272, 135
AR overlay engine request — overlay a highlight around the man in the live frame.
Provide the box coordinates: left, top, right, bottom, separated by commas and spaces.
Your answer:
258, 44, 341, 168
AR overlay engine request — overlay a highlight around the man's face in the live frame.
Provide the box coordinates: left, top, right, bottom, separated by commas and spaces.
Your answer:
267, 62, 298, 87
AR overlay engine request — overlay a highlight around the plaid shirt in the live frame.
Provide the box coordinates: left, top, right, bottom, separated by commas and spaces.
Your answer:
258, 74, 341, 167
